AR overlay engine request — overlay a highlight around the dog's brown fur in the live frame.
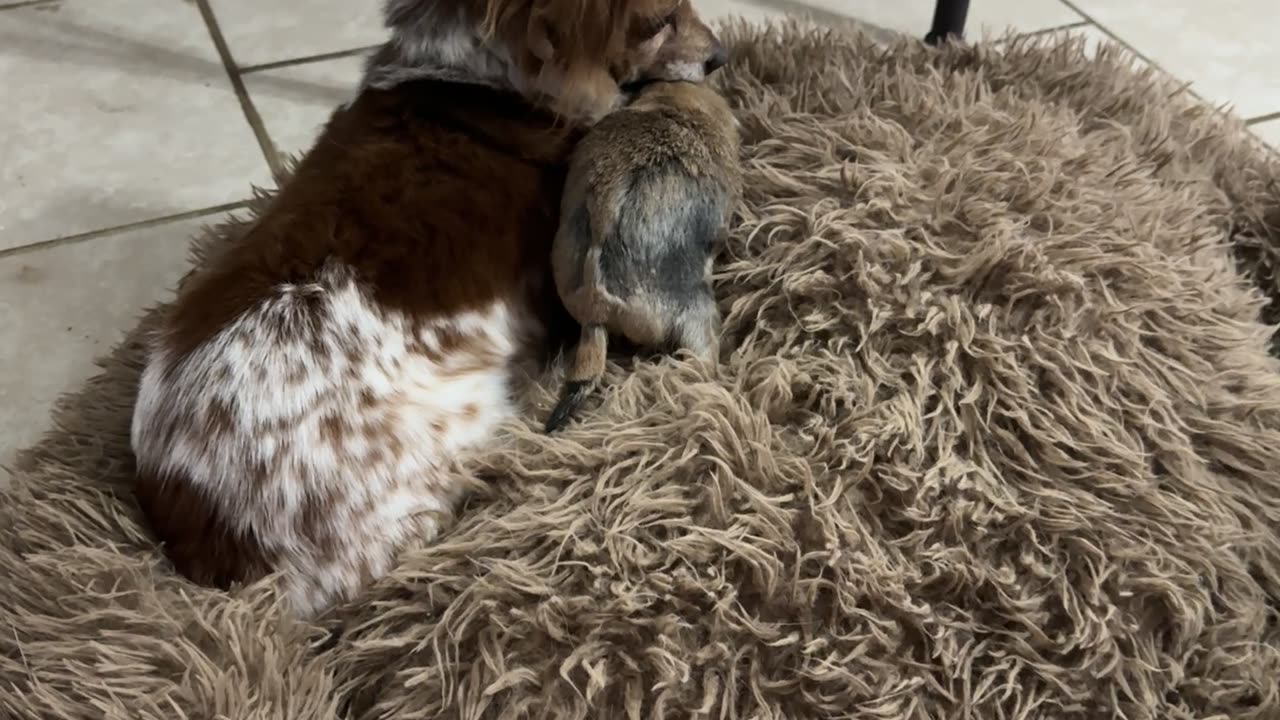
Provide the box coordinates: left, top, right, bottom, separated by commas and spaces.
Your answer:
131, 0, 726, 615
164, 83, 575, 361
546, 81, 742, 431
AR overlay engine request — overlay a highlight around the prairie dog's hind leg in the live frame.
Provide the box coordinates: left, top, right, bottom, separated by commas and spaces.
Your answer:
670, 291, 720, 366
616, 293, 672, 349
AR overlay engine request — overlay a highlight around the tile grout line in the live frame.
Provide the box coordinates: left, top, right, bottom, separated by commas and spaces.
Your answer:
995, 19, 1090, 45
239, 45, 380, 75
1055, 0, 1208, 106
192, 0, 284, 178
1015, 19, 1090, 38
0, 0, 56, 11
0, 201, 251, 262
1245, 110, 1280, 126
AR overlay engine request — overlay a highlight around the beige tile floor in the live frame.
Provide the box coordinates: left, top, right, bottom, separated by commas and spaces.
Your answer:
2, 0, 1278, 475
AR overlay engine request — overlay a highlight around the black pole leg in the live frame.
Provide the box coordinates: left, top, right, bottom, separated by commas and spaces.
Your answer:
925, 0, 970, 45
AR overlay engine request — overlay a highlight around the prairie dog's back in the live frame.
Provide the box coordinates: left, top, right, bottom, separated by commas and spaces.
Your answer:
565, 82, 740, 223
545, 81, 741, 432
553, 82, 742, 320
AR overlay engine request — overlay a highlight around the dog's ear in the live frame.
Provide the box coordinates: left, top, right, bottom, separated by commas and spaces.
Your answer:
526, 0, 627, 68
526, 11, 556, 61
478, 0, 619, 69
478, 0, 631, 120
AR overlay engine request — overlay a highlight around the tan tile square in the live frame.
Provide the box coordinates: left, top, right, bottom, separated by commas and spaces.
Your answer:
1069, 0, 1280, 120
755, 0, 1082, 38
242, 53, 368, 162
1251, 119, 1280, 152
0, 214, 220, 473
700, 0, 805, 26
0, 0, 270, 251
701, 0, 903, 42
207, 0, 385, 68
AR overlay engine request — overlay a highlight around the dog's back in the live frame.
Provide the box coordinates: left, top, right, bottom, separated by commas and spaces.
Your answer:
547, 82, 741, 431
131, 80, 577, 614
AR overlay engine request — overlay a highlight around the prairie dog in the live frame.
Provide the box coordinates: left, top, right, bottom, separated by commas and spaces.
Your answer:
546, 81, 742, 432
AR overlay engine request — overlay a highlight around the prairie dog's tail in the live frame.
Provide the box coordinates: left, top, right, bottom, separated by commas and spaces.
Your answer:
545, 324, 608, 433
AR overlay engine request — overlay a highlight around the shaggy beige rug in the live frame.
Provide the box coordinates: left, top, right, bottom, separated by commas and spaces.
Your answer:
4, 23, 1280, 720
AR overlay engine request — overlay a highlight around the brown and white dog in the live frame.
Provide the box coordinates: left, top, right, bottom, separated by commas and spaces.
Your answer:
130, 0, 726, 617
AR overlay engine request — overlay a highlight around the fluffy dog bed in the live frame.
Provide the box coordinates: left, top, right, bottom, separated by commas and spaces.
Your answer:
4, 23, 1280, 720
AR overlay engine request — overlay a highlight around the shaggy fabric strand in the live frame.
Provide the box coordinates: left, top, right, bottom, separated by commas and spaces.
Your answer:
3, 24, 1280, 720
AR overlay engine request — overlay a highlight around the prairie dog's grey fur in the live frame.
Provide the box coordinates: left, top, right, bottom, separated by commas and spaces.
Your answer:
546, 81, 742, 432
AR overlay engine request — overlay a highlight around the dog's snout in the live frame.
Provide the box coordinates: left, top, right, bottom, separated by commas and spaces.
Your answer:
704, 44, 729, 75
